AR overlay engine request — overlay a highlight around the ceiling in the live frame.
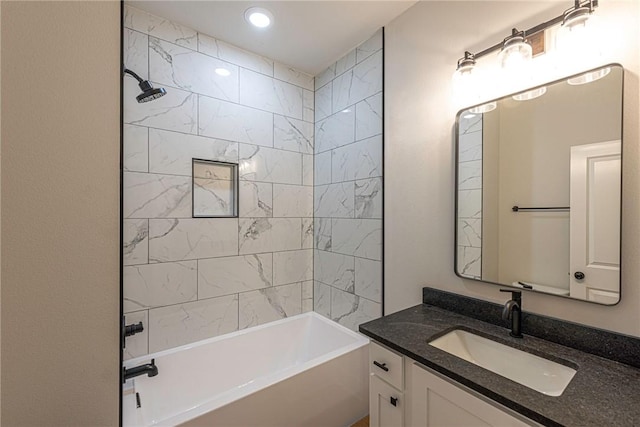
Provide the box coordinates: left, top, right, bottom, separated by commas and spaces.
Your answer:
127, 1, 417, 75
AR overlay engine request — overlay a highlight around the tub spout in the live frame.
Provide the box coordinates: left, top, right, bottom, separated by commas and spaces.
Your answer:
123, 359, 158, 383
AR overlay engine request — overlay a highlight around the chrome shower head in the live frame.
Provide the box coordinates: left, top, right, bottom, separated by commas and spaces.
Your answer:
123, 67, 167, 103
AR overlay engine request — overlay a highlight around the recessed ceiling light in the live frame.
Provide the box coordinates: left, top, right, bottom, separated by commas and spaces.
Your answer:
245, 7, 273, 28
215, 68, 231, 77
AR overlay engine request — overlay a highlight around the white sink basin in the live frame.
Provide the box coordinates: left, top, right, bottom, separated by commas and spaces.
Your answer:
429, 329, 576, 396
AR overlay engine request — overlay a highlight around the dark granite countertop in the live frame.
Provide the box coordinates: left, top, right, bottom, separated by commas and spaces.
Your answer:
359, 304, 640, 427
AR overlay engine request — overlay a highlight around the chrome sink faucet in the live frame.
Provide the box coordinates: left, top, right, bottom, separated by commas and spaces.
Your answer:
500, 289, 523, 338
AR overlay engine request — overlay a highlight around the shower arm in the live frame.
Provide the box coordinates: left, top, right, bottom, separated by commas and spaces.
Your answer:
123, 68, 144, 84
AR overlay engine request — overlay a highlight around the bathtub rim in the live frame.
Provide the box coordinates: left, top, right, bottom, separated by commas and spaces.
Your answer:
125, 311, 368, 369
124, 312, 370, 426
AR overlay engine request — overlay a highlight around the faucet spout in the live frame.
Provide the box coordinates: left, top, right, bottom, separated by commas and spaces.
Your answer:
499, 290, 523, 338
123, 358, 158, 383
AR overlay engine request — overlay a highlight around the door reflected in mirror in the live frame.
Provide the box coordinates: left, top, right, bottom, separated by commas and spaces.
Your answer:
455, 64, 623, 305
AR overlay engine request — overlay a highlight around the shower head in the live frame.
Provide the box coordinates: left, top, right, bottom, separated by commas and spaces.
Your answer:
123, 67, 167, 103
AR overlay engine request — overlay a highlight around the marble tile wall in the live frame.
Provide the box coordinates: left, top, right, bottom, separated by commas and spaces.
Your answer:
123, 6, 314, 359
313, 30, 383, 331
457, 114, 483, 279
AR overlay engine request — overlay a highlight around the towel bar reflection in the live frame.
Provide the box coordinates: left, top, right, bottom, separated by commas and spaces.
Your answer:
512, 206, 570, 212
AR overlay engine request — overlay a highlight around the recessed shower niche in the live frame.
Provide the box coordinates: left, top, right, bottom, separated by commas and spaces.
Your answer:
192, 159, 239, 218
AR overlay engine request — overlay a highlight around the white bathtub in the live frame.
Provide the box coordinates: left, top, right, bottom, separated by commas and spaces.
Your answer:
123, 312, 370, 426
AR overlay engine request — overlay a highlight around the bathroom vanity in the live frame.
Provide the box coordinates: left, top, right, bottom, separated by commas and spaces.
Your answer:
359, 288, 640, 427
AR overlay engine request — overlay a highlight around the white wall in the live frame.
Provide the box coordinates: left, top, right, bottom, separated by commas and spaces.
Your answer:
385, 1, 640, 336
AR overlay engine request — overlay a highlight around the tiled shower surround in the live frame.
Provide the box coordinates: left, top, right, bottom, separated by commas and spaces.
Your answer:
457, 114, 482, 279
122, 6, 383, 358
313, 31, 384, 330
123, 6, 314, 358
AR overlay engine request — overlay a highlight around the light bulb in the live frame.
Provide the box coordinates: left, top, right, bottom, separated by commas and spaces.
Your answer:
498, 36, 532, 71
452, 53, 477, 107
244, 7, 273, 28
215, 68, 231, 77
557, 5, 601, 70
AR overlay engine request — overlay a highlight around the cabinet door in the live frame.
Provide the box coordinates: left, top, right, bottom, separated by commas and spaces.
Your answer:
411, 364, 531, 427
370, 375, 404, 427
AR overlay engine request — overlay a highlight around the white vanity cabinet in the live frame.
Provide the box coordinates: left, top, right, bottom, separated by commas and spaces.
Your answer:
369, 341, 536, 427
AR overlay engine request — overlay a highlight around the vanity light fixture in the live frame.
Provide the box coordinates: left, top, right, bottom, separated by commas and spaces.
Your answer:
469, 102, 497, 114
498, 29, 532, 70
245, 7, 273, 28
453, 0, 599, 96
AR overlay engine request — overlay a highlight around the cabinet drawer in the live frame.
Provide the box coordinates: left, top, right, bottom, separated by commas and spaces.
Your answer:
370, 341, 404, 390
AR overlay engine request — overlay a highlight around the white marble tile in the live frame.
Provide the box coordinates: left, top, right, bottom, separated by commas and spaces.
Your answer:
457, 246, 482, 279
355, 258, 382, 303
239, 144, 302, 185
356, 29, 383, 64
458, 159, 482, 190
124, 261, 197, 312
124, 78, 197, 134
355, 178, 383, 219
124, 172, 191, 219
314, 218, 332, 251
239, 218, 302, 254
239, 283, 302, 329
302, 218, 314, 249
459, 113, 483, 135
193, 160, 234, 179
335, 50, 357, 77
148, 218, 238, 262
303, 89, 314, 123
302, 154, 314, 187
123, 310, 148, 360
458, 131, 483, 162
274, 63, 314, 91
331, 135, 382, 182
458, 189, 482, 219
124, 5, 197, 49
124, 124, 148, 173
198, 33, 274, 76
124, 219, 149, 266
313, 281, 331, 318
331, 287, 381, 331
332, 219, 382, 260
149, 37, 239, 102
332, 51, 382, 113
199, 253, 272, 299
149, 295, 239, 353
315, 64, 336, 90
193, 178, 235, 217
239, 181, 273, 218
314, 182, 355, 218
315, 108, 355, 153
273, 249, 313, 286
314, 151, 332, 186
315, 83, 332, 122
273, 115, 313, 154
301, 280, 313, 313
355, 92, 382, 141
199, 96, 273, 147
315, 250, 355, 292
273, 184, 313, 218
239, 69, 303, 119
149, 128, 238, 176
124, 28, 148, 80
458, 218, 482, 248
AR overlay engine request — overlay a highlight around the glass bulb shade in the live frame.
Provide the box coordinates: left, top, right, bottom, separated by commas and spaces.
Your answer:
513, 86, 547, 101
557, 12, 602, 69
498, 39, 532, 70
568, 67, 611, 85
469, 102, 497, 114
452, 63, 477, 106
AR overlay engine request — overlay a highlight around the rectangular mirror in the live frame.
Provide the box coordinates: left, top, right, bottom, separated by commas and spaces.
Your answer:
455, 64, 623, 305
